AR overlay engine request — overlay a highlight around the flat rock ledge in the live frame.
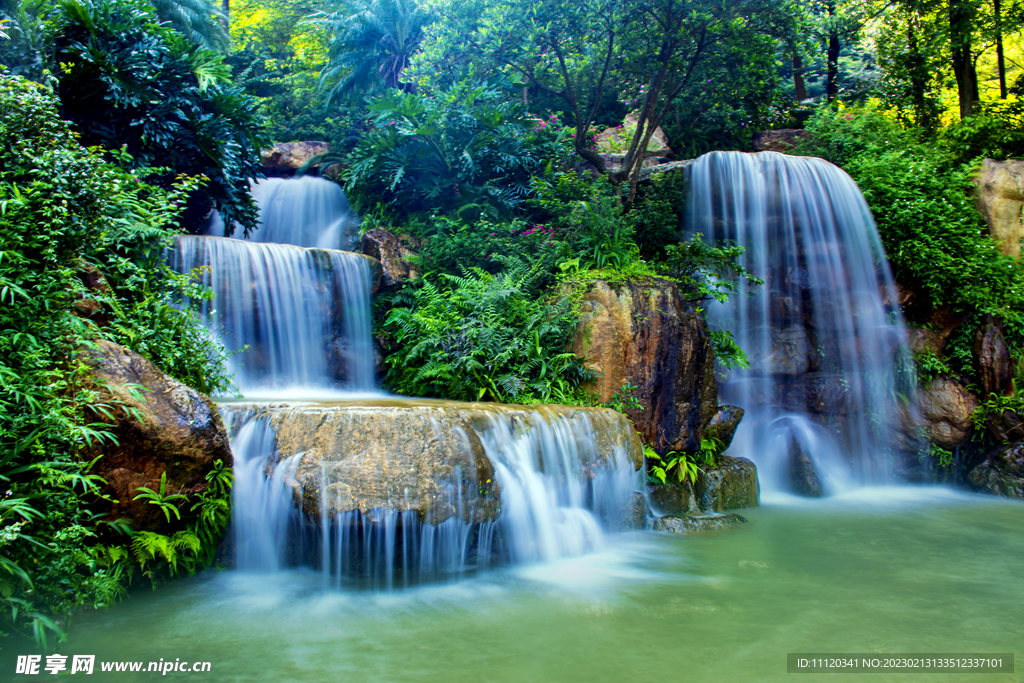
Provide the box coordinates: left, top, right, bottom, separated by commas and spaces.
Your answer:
652, 513, 748, 535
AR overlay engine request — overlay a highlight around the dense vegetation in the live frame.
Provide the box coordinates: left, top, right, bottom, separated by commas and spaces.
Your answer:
0, 0, 1021, 647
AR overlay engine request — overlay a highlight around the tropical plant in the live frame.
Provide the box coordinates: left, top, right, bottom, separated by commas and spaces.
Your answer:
382, 255, 593, 402
54, 0, 267, 234
150, 0, 230, 51
645, 445, 702, 485
307, 0, 430, 104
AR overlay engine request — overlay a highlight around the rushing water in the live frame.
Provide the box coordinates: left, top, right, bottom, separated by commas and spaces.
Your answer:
31, 491, 1022, 683
222, 400, 639, 587
169, 236, 375, 395
687, 152, 918, 494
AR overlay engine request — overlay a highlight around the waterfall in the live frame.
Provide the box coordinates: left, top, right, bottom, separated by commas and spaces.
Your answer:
207, 176, 357, 250
222, 402, 640, 588
170, 236, 375, 395
686, 151, 917, 495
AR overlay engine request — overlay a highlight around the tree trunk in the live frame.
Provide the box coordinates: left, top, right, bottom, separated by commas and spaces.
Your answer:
994, 0, 1008, 99
949, 0, 978, 118
222, 0, 230, 29
793, 52, 807, 101
906, 4, 931, 129
827, 3, 840, 101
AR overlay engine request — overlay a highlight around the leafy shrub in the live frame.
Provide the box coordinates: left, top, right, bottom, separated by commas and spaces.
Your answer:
344, 82, 570, 221
0, 71, 230, 644
382, 256, 592, 403
54, 0, 267, 234
939, 103, 1024, 166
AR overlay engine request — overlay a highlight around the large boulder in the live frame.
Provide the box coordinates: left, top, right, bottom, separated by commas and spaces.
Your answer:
694, 456, 760, 512
222, 401, 642, 525
968, 443, 1024, 499
360, 227, 421, 290
571, 277, 718, 454
261, 141, 330, 175
85, 340, 231, 530
788, 437, 823, 497
706, 405, 744, 450
918, 377, 979, 448
652, 513, 747, 535
973, 158, 1024, 258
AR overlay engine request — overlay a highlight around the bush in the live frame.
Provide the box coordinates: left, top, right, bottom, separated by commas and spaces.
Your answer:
0, 71, 230, 645
382, 256, 592, 403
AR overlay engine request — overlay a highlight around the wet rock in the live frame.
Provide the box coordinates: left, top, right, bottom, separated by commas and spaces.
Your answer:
613, 491, 649, 531
706, 405, 744, 450
906, 326, 947, 355
222, 401, 643, 525
968, 443, 1024, 498
973, 158, 1024, 258
766, 326, 814, 375
695, 456, 760, 511
261, 141, 330, 175
776, 374, 849, 416
751, 129, 809, 153
919, 377, 979, 448
73, 261, 111, 324
973, 314, 1014, 397
570, 277, 717, 454
646, 480, 697, 516
84, 340, 231, 530
360, 228, 420, 290
787, 438, 823, 497
986, 408, 1024, 443
652, 513, 748, 534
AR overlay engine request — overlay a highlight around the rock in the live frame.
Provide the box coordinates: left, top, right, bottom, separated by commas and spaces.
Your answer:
261, 141, 331, 175
973, 158, 1024, 258
652, 513, 748, 534
788, 437, 823, 497
222, 401, 643, 525
968, 443, 1024, 498
570, 277, 717, 454
597, 153, 670, 173
613, 491, 648, 531
84, 340, 231, 530
73, 261, 111, 324
695, 456, 760, 511
360, 228, 420, 289
906, 326, 947, 355
973, 314, 1014, 397
986, 408, 1024, 443
595, 113, 673, 157
766, 325, 814, 375
918, 377, 979, 448
706, 405, 744, 450
752, 130, 810, 153
646, 480, 698, 516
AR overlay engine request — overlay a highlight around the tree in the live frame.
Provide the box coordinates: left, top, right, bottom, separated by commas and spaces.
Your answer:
150, 0, 230, 50
54, 0, 267, 234
308, 0, 430, 105
949, 0, 980, 118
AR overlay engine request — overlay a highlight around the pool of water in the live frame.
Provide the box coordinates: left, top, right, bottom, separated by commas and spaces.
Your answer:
10, 487, 1023, 682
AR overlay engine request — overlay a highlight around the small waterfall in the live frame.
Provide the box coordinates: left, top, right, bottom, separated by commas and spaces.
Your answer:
224, 403, 640, 588
207, 177, 357, 250
170, 236, 375, 394
686, 151, 916, 494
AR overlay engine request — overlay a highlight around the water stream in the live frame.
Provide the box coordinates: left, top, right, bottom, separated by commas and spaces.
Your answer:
686, 152, 919, 496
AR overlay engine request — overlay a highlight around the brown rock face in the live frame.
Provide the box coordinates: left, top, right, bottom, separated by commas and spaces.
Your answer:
261, 141, 331, 174
360, 228, 420, 289
223, 400, 642, 524
571, 277, 718, 454
968, 443, 1024, 498
85, 340, 231, 530
706, 406, 744, 450
973, 315, 1014, 397
916, 377, 979, 448
973, 158, 1024, 258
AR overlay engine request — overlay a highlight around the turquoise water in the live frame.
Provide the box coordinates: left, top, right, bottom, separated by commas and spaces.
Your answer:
8, 487, 1022, 682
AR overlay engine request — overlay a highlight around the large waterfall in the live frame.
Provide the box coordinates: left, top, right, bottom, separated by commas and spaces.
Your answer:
686, 152, 917, 495
172, 176, 640, 584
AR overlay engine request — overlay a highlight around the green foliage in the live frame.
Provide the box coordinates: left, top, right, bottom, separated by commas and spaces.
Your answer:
602, 383, 642, 414
344, 82, 568, 221
53, 0, 268, 234
0, 72, 231, 644
913, 350, 952, 384
149, 0, 229, 51
644, 445, 702, 485
623, 170, 687, 261
662, 234, 763, 305
939, 103, 1024, 166
382, 255, 593, 403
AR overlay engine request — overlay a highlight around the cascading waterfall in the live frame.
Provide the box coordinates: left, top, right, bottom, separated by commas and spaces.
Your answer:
221, 403, 639, 588
207, 176, 358, 250
169, 236, 375, 394
175, 176, 639, 585
686, 151, 917, 495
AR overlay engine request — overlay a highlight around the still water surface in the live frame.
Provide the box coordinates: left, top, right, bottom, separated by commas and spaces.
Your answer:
16, 487, 1023, 683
